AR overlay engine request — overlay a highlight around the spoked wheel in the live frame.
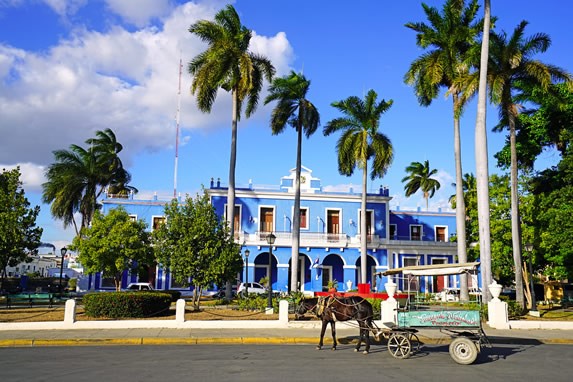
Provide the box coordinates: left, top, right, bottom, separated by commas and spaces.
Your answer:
408, 333, 422, 354
449, 337, 479, 365
387, 333, 412, 359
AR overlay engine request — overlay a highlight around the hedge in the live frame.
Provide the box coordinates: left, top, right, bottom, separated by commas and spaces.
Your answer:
83, 292, 172, 318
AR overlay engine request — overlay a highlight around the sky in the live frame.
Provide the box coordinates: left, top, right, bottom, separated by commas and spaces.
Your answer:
1, 0, 572, 251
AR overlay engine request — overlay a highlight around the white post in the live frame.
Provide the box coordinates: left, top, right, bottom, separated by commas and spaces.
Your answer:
381, 280, 398, 328
176, 298, 186, 323
279, 300, 289, 325
64, 299, 76, 324
487, 280, 509, 329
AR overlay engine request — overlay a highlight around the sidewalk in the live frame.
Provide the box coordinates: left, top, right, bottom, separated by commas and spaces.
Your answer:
2, 324, 573, 347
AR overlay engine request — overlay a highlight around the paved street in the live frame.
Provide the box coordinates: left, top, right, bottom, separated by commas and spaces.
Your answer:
1, 343, 573, 381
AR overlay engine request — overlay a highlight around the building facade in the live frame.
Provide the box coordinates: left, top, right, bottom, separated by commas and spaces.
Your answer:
99, 167, 458, 294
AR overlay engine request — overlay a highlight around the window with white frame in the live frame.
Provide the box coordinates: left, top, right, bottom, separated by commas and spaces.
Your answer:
299, 207, 309, 230
129, 214, 137, 222
435, 226, 447, 242
358, 209, 374, 237
410, 224, 422, 240
152, 216, 166, 231
259, 206, 275, 232
224, 204, 242, 235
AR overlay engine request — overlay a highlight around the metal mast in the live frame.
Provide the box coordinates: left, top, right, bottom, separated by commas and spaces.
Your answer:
173, 58, 182, 198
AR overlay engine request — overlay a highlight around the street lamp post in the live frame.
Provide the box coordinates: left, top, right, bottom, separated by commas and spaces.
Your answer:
59, 247, 67, 295
525, 243, 538, 316
266, 233, 276, 311
244, 249, 250, 297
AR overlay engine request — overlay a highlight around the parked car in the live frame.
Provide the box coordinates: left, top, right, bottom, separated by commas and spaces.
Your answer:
435, 287, 460, 302
237, 282, 267, 297
124, 282, 154, 291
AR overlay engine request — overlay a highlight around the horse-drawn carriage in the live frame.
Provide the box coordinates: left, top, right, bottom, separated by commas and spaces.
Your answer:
296, 262, 490, 365
381, 261, 490, 364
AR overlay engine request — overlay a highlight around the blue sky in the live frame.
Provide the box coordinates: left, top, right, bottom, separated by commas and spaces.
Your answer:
1, 0, 572, 251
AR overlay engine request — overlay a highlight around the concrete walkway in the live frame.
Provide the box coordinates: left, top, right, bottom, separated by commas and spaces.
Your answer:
2, 322, 573, 347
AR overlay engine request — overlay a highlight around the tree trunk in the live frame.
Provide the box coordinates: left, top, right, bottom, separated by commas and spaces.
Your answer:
453, 94, 469, 301
225, 89, 239, 299
290, 120, 303, 292
509, 111, 525, 309
475, 0, 493, 302
360, 159, 368, 287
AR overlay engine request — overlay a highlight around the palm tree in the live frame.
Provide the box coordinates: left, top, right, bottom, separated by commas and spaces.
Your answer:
324, 89, 393, 286
473, 0, 492, 302
402, 160, 441, 210
188, 4, 275, 239
404, 0, 481, 301
42, 129, 135, 236
264, 71, 320, 292
480, 21, 571, 307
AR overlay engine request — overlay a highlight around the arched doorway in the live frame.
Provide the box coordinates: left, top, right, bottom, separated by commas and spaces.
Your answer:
355, 255, 378, 290
322, 254, 344, 292
253, 252, 277, 290
288, 254, 311, 292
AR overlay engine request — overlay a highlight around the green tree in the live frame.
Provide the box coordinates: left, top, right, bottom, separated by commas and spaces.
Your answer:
0, 168, 43, 290
42, 129, 136, 236
324, 89, 393, 285
483, 21, 571, 308
401, 160, 441, 210
153, 191, 242, 310
404, 0, 481, 301
264, 71, 320, 292
70, 208, 153, 291
188, 4, 275, 240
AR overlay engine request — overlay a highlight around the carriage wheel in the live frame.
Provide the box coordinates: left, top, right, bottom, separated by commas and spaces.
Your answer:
387, 333, 411, 359
449, 337, 478, 365
408, 333, 422, 354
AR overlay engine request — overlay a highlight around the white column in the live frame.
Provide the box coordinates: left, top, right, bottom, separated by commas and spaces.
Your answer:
279, 300, 289, 325
175, 299, 186, 323
64, 299, 76, 324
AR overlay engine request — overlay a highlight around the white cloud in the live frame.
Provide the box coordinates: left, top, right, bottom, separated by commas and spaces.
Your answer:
0, 162, 45, 191
41, 0, 86, 17
104, 0, 172, 27
0, 1, 294, 173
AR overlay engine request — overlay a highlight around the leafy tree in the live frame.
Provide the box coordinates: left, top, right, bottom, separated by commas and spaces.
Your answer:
324, 89, 393, 285
188, 4, 275, 240
264, 71, 320, 292
481, 21, 571, 308
70, 208, 153, 291
0, 168, 42, 291
153, 191, 242, 310
405, 0, 482, 301
401, 160, 441, 210
42, 129, 136, 236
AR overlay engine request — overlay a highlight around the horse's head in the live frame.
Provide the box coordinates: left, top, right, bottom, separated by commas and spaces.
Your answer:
295, 298, 315, 319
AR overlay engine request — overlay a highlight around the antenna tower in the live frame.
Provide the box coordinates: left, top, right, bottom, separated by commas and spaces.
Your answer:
173, 58, 182, 198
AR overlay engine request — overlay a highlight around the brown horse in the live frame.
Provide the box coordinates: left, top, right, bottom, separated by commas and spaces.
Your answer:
295, 296, 379, 354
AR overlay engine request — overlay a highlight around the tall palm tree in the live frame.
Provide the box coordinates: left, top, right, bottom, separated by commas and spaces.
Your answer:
473, 0, 492, 302
264, 71, 320, 292
188, 4, 275, 239
404, 0, 481, 301
42, 129, 135, 236
402, 160, 441, 210
480, 21, 571, 307
324, 89, 393, 286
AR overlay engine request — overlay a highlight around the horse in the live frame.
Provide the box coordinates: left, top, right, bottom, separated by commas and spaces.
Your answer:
295, 295, 380, 354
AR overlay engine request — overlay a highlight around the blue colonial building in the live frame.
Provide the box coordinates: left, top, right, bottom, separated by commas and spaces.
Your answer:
98, 167, 458, 294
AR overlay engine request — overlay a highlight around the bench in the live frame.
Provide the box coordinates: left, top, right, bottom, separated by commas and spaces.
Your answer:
5, 293, 55, 309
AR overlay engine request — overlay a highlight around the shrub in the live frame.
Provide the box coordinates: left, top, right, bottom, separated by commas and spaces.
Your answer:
83, 292, 172, 318
157, 290, 182, 302
366, 298, 382, 320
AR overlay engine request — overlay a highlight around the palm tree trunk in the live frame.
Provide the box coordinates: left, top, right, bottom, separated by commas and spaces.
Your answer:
509, 112, 525, 308
224, 89, 238, 298
453, 96, 469, 301
291, 122, 302, 292
360, 159, 368, 287
227, 89, 238, 239
475, 0, 493, 302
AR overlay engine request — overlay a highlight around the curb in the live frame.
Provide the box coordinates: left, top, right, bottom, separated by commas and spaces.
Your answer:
2, 336, 573, 348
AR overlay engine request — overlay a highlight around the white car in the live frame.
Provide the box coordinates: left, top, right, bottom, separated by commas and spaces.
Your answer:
435, 288, 460, 302
237, 282, 267, 296
125, 282, 154, 291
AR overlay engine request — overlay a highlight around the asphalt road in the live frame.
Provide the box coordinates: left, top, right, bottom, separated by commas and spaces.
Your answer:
1, 343, 573, 381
